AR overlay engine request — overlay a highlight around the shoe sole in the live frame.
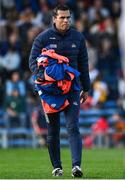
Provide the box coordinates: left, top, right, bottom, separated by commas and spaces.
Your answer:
52, 169, 63, 176
53, 173, 63, 177
72, 170, 83, 177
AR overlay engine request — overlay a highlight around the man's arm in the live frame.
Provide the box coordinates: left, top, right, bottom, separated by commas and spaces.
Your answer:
78, 35, 90, 92
29, 34, 44, 74
78, 35, 90, 103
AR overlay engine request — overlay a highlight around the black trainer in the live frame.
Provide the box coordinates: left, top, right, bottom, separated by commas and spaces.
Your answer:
72, 166, 83, 177
52, 168, 63, 176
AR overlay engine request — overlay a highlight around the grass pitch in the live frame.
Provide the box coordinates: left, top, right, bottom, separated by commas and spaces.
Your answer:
0, 148, 124, 179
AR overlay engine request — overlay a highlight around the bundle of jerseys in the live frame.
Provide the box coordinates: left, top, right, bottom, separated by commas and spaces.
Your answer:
34, 48, 80, 113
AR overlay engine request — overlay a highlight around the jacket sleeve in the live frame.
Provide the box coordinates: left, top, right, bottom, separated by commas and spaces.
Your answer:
78, 35, 90, 92
29, 34, 44, 74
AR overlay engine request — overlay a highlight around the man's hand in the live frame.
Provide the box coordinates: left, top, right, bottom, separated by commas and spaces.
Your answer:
80, 91, 89, 104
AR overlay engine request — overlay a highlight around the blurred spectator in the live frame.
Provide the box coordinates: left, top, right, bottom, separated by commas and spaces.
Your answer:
91, 115, 109, 147
88, 0, 110, 22
17, 7, 35, 42
38, 0, 52, 28
96, 37, 119, 77
111, 114, 125, 147
31, 106, 47, 147
0, 31, 21, 57
0, 46, 21, 78
74, 0, 87, 20
90, 15, 115, 42
110, 0, 121, 19
22, 26, 41, 70
84, 115, 109, 148
4, 89, 26, 128
8, 32, 22, 53
96, 36, 120, 100
81, 73, 108, 109
5, 71, 26, 96
92, 74, 108, 107
75, 12, 89, 38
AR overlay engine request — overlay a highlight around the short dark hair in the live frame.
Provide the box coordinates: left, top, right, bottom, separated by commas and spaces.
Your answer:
52, 5, 71, 17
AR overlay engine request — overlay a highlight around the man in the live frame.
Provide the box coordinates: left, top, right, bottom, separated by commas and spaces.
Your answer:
29, 5, 90, 177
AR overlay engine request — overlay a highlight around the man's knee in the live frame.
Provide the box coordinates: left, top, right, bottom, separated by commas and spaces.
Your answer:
67, 123, 80, 135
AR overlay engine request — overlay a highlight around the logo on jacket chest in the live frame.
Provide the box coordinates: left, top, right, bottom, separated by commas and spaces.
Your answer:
50, 44, 57, 48
49, 42, 76, 49
71, 43, 76, 48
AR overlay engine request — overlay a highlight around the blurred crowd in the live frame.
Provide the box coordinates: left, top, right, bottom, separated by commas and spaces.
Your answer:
0, 0, 125, 140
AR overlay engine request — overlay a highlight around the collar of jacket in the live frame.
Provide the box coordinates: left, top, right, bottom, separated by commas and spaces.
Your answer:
51, 24, 71, 36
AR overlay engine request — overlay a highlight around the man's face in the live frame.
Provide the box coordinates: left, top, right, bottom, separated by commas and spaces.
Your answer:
53, 10, 71, 33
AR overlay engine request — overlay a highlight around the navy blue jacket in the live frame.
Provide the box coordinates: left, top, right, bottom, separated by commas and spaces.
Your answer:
29, 25, 90, 92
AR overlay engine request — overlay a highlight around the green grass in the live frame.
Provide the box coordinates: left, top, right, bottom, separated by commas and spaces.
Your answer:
0, 148, 124, 179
